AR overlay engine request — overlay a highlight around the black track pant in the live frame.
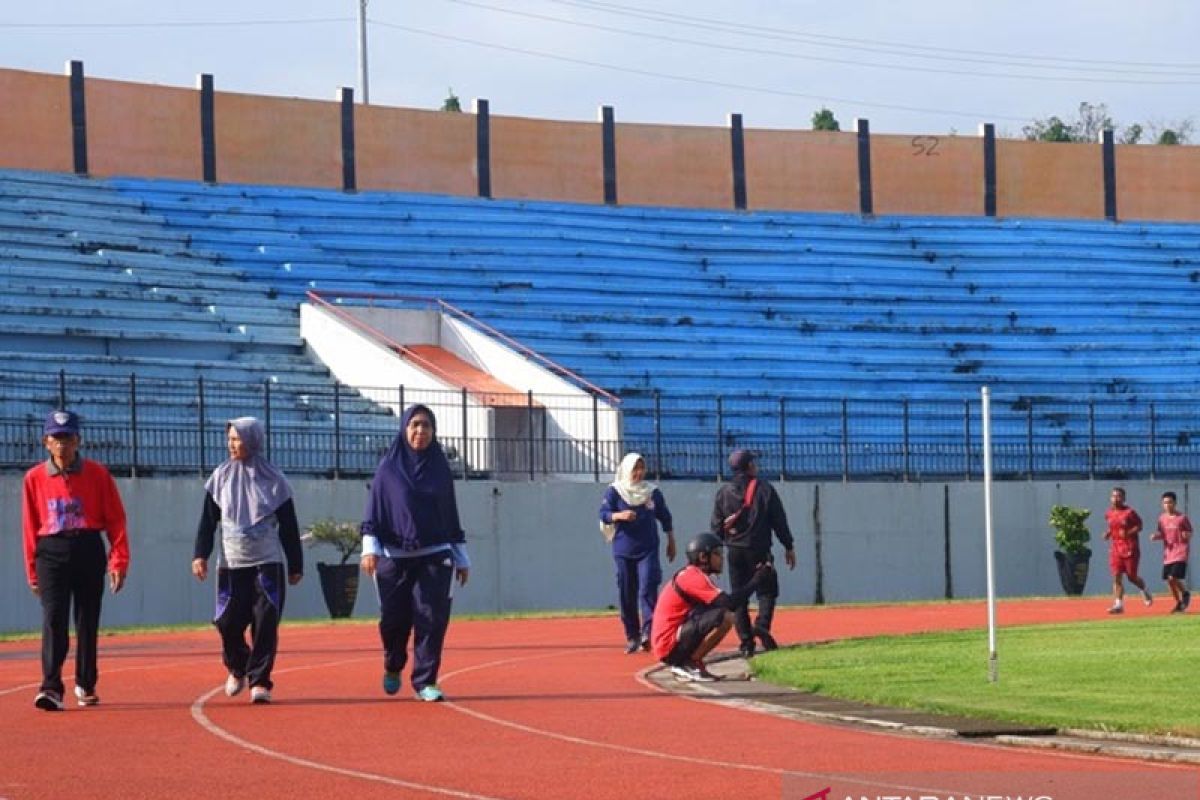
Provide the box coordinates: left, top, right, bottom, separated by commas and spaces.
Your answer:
214, 563, 287, 690
725, 546, 779, 648
36, 533, 107, 694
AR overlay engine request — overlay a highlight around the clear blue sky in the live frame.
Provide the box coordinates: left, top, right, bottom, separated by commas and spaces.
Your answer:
3, 0, 1198, 138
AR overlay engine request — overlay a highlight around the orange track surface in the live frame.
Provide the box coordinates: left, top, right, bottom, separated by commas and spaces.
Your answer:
1, 599, 1195, 800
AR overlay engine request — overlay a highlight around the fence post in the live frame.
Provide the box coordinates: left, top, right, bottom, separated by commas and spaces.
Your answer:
333, 381, 341, 479
716, 396, 725, 481
264, 379, 272, 462
541, 400, 548, 477
963, 399, 971, 481
840, 398, 849, 483
600, 105, 617, 205
398, 384, 405, 417
1149, 402, 1157, 480
527, 390, 535, 480
461, 387, 469, 481
198, 73, 216, 183
197, 376, 206, 476
68, 60, 88, 176
592, 393, 600, 482
779, 396, 787, 481
129, 373, 139, 478
58, 369, 67, 408
654, 389, 663, 481
1027, 400, 1034, 480
1088, 399, 1096, 480
902, 399, 910, 482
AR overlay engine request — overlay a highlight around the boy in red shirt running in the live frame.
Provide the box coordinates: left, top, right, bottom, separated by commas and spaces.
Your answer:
1151, 490, 1192, 614
650, 532, 772, 682
1104, 486, 1152, 614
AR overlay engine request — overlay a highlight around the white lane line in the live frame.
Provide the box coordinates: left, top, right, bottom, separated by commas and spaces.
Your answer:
189, 642, 1190, 799
190, 656, 507, 800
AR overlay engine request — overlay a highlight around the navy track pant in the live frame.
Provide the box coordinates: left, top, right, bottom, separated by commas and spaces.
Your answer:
614, 553, 661, 643
375, 551, 455, 692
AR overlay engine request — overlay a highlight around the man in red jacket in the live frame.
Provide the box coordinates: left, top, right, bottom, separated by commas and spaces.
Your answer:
23, 410, 130, 711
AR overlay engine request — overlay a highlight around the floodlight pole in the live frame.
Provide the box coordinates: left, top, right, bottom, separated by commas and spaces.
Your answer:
357, 0, 370, 105
982, 385, 998, 683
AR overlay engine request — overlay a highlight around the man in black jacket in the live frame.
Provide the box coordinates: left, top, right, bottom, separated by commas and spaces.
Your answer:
710, 449, 795, 658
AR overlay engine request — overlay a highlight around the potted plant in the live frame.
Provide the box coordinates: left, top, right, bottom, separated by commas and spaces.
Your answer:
1049, 504, 1092, 596
303, 519, 362, 618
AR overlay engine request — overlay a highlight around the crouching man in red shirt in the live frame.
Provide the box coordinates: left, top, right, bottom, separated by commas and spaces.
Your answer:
649, 532, 772, 682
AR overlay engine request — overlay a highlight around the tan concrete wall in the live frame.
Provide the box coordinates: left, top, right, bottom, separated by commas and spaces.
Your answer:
5, 67, 1200, 223
215, 90, 341, 189
744, 129, 858, 213
614, 121, 730, 209
996, 139, 1104, 220
872, 133, 982, 217
492, 115, 601, 204
1116, 144, 1200, 223
88, 77, 200, 180
0, 69, 73, 173
356, 105, 475, 195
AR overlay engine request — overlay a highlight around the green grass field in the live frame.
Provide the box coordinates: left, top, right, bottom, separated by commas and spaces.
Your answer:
753, 615, 1200, 737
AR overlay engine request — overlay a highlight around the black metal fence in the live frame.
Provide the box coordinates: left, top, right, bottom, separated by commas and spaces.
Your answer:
5, 368, 1200, 481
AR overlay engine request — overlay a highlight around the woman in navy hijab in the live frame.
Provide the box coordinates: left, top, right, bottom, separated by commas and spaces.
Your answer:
361, 404, 469, 702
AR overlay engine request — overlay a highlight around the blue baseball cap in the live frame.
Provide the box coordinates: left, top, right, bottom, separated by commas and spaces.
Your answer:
44, 410, 80, 436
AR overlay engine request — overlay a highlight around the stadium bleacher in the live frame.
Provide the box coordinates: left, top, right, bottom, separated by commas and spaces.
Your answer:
3, 166, 1199, 478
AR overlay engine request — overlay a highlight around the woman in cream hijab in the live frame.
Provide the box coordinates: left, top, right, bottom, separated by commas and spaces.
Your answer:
598, 453, 676, 653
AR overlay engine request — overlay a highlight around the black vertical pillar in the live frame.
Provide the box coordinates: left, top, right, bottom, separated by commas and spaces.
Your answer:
339, 87, 357, 192
475, 98, 491, 199
981, 123, 996, 217
68, 60, 88, 176
1102, 128, 1117, 222
730, 113, 747, 210
855, 118, 873, 215
198, 73, 216, 184
600, 105, 617, 205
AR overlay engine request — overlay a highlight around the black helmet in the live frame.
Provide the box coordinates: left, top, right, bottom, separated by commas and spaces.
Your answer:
686, 532, 724, 566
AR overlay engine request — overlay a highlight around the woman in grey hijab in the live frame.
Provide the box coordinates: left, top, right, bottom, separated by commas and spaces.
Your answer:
192, 417, 303, 704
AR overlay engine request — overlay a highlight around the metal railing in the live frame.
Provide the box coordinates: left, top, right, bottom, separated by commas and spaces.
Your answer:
5, 367, 1200, 481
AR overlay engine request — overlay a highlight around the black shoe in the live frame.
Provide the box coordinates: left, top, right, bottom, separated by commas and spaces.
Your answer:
754, 626, 779, 652
640, 634, 651, 652
738, 642, 756, 659
1171, 601, 1184, 614
624, 639, 640, 654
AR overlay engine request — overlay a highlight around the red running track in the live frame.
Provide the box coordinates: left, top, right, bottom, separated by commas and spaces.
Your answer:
1, 598, 1196, 800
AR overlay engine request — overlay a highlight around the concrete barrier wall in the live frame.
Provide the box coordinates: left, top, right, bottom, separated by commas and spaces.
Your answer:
3, 474, 1187, 633
88, 77, 199, 180
2, 66, 1199, 222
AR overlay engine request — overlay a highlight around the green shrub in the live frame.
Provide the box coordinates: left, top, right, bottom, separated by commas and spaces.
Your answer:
302, 519, 361, 565
1049, 505, 1091, 556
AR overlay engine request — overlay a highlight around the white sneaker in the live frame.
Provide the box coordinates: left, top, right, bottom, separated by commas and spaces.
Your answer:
669, 665, 695, 683
250, 686, 271, 704
1143, 590, 1154, 607
73, 685, 99, 706
224, 673, 246, 697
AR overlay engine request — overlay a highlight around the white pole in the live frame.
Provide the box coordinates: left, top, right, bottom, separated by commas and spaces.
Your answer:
982, 385, 998, 683
357, 0, 370, 105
